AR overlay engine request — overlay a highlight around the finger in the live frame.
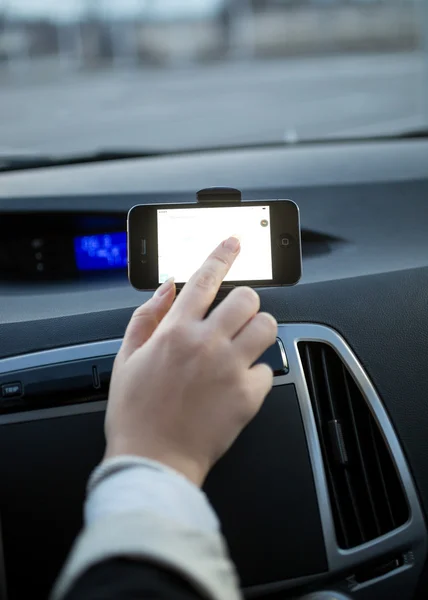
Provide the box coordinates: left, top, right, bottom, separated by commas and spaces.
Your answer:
245, 363, 274, 416
207, 286, 260, 338
119, 278, 176, 361
233, 312, 278, 366
168, 236, 240, 322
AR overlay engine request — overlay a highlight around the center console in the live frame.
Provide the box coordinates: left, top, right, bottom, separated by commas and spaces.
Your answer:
0, 325, 425, 599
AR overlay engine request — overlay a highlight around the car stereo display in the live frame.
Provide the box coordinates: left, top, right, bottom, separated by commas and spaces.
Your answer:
74, 232, 127, 271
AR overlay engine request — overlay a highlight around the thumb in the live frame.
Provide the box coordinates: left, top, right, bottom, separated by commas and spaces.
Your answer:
119, 278, 176, 361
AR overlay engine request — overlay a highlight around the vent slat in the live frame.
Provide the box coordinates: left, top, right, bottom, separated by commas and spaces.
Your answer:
342, 469, 367, 544
342, 367, 382, 539
321, 349, 367, 542
302, 344, 351, 548
368, 415, 397, 531
320, 347, 338, 419
298, 341, 409, 549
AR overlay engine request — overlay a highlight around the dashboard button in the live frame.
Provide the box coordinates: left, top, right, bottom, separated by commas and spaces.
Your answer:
97, 356, 115, 390
255, 338, 288, 375
1, 382, 22, 398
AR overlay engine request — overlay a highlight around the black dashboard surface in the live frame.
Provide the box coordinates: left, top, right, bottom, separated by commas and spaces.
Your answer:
1, 139, 428, 598
1, 179, 428, 322
1, 141, 428, 326
1, 140, 428, 509
0, 384, 328, 599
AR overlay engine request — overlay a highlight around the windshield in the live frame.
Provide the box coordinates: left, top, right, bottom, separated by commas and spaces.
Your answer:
1, 0, 427, 156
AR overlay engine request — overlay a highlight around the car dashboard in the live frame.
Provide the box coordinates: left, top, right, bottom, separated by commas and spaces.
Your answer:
1, 139, 428, 600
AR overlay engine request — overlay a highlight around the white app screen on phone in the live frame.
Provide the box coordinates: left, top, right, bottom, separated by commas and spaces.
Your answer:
157, 205, 273, 283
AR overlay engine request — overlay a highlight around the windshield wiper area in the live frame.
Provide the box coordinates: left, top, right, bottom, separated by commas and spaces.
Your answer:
0, 148, 164, 173
2, 126, 428, 173
396, 127, 428, 140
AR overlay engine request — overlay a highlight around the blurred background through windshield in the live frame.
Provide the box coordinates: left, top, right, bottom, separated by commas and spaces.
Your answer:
0, 0, 427, 155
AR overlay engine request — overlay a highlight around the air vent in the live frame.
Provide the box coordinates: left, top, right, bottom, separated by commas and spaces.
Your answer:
298, 342, 409, 549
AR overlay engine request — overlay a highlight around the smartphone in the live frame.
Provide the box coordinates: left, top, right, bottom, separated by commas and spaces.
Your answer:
127, 200, 301, 291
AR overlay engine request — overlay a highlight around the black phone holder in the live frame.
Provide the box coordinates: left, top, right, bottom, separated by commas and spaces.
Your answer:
196, 187, 242, 305
196, 187, 242, 204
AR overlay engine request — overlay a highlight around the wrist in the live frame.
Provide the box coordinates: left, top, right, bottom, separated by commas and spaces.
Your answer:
104, 443, 209, 487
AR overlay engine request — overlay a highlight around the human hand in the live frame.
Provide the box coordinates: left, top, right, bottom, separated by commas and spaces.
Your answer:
105, 236, 277, 486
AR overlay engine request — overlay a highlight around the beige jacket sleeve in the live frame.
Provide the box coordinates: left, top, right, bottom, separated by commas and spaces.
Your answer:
51, 511, 241, 600
51, 457, 242, 600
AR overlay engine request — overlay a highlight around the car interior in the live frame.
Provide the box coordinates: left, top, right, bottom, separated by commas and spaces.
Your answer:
1, 136, 428, 600
2, 1, 428, 599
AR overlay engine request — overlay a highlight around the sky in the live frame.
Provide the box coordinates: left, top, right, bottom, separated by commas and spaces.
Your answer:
2, 0, 223, 21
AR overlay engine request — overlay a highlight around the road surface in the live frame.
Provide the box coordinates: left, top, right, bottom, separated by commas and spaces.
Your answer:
0, 52, 426, 155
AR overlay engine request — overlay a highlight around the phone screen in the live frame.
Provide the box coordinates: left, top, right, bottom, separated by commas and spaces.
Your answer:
157, 205, 273, 284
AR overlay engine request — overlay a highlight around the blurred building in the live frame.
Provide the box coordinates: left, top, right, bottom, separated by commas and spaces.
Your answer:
0, 0, 421, 72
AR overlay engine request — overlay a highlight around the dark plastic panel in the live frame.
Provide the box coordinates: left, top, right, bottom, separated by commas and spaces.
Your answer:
0, 356, 115, 413
205, 384, 327, 587
0, 384, 326, 599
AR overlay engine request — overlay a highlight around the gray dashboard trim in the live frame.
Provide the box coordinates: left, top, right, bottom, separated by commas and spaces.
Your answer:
0, 400, 107, 425
0, 324, 425, 577
1, 141, 428, 198
0, 339, 122, 375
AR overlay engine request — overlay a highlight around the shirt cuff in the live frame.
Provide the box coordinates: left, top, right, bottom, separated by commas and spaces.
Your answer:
85, 456, 219, 533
